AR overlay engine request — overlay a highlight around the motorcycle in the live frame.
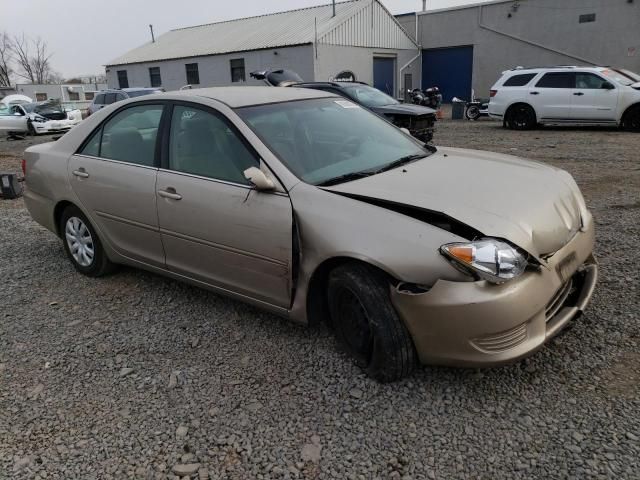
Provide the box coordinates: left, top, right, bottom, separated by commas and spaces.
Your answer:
410, 87, 443, 110
465, 98, 490, 121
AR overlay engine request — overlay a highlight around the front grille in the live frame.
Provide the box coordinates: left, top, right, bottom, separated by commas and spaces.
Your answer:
471, 323, 528, 353
545, 278, 575, 322
410, 115, 435, 133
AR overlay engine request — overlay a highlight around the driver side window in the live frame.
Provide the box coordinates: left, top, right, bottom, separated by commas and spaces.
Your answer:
168, 105, 258, 185
575, 73, 610, 90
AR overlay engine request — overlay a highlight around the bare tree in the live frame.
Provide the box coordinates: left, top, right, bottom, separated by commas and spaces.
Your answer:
11, 34, 54, 84
0, 32, 12, 87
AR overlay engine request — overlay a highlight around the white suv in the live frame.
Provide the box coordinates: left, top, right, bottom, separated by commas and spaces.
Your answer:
488, 66, 640, 131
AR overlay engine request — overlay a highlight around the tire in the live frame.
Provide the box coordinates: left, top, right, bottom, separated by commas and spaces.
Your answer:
60, 205, 114, 277
506, 104, 536, 130
327, 262, 417, 382
622, 106, 640, 132
466, 105, 481, 121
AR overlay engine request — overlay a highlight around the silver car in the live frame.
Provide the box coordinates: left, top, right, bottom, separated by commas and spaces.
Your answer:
23, 87, 597, 382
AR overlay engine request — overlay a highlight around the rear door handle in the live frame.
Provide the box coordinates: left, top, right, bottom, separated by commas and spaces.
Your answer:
158, 189, 182, 200
72, 169, 89, 178
573, 92, 585, 96
530, 91, 540, 95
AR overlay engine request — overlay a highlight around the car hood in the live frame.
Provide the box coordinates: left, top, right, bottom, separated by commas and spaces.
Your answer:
324, 147, 587, 258
372, 103, 436, 116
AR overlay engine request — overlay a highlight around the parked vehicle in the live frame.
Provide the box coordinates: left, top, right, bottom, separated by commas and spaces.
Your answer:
23, 87, 597, 382
489, 66, 640, 131
410, 87, 443, 110
87, 88, 164, 115
465, 98, 490, 121
251, 68, 437, 143
0, 101, 82, 136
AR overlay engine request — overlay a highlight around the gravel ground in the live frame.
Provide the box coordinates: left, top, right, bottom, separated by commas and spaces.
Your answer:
1, 121, 639, 480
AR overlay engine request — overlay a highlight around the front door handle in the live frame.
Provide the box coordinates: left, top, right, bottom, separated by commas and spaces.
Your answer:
158, 188, 182, 200
72, 169, 89, 178
530, 91, 540, 95
573, 92, 585, 96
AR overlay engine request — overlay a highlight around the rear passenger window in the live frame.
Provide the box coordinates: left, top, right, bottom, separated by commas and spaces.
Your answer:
535, 72, 574, 89
80, 105, 164, 166
169, 105, 258, 185
94, 94, 105, 105
104, 93, 117, 104
503, 73, 537, 87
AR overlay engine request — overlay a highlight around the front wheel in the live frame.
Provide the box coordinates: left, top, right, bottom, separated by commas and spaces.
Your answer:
327, 263, 417, 382
622, 106, 640, 132
60, 205, 114, 277
505, 105, 536, 130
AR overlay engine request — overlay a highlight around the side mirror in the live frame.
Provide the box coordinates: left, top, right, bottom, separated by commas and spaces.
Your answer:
400, 127, 411, 136
243, 166, 275, 191
602, 82, 615, 90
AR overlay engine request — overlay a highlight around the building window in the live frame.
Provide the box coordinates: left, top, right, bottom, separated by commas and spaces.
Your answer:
35, 93, 47, 101
230, 59, 245, 83
117, 70, 129, 89
68, 91, 80, 101
85, 92, 95, 101
149, 67, 162, 88
185, 63, 200, 85
579, 13, 596, 23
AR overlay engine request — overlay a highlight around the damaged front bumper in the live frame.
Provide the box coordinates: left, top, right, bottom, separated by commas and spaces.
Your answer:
390, 220, 598, 367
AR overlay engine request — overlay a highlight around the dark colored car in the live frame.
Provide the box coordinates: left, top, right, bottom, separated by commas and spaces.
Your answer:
250, 69, 437, 143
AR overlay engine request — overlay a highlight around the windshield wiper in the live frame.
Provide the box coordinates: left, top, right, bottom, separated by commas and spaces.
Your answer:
373, 153, 429, 174
316, 170, 376, 187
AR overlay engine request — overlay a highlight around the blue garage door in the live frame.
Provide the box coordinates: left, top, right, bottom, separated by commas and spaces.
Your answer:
422, 46, 473, 103
373, 57, 395, 96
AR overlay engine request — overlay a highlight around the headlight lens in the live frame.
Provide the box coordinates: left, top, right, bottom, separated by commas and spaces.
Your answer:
32, 115, 48, 123
440, 239, 527, 284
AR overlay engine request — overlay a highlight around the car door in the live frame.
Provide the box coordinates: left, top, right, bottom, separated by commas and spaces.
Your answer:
68, 103, 166, 267
529, 72, 575, 120
570, 72, 619, 121
0, 104, 27, 132
156, 103, 293, 307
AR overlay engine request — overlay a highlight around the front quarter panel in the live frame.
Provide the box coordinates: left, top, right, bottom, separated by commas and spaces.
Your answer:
288, 182, 472, 323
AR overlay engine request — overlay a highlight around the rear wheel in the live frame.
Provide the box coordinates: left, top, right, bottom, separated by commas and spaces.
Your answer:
622, 106, 640, 132
506, 104, 536, 130
60, 205, 114, 277
327, 263, 417, 382
466, 105, 481, 121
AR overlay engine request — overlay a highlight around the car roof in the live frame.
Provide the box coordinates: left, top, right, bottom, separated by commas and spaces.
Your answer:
167, 86, 336, 108
505, 66, 607, 74
296, 81, 368, 88
122, 87, 162, 92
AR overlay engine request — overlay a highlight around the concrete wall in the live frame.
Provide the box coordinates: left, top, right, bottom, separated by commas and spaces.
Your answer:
315, 44, 421, 99
400, 0, 640, 96
106, 45, 315, 91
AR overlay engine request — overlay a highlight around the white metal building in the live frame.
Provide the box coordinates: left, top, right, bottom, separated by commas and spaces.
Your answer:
105, 0, 421, 98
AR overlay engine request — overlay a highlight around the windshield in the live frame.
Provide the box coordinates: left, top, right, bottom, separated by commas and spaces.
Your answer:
342, 85, 399, 107
237, 98, 429, 185
601, 69, 636, 86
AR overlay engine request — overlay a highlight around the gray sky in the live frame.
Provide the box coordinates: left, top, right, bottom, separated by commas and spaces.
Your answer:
1, 0, 492, 78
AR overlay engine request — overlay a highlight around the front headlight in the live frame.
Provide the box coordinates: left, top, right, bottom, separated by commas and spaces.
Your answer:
440, 238, 527, 284
32, 115, 48, 123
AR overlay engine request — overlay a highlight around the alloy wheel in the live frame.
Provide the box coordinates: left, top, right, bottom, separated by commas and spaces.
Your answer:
65, 216, 95, 267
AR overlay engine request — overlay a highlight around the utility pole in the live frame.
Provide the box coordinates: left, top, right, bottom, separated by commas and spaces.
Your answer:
332, 0, 336, 17
149, 24, 155, 43
422, 0, 426, 11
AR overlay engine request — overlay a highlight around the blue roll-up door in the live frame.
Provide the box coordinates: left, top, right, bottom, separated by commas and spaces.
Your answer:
422, 46, 474, 103
373, 57, 395, 96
